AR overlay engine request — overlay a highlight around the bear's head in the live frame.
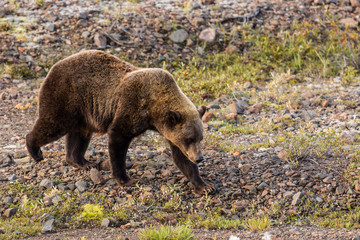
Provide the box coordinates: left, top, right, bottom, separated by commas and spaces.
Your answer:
161, 106, 206, 164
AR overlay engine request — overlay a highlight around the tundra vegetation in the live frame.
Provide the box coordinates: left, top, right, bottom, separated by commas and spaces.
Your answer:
0, 1, 360, 239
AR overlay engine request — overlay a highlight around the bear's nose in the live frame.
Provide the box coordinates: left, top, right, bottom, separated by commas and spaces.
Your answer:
196, 156, 204, 163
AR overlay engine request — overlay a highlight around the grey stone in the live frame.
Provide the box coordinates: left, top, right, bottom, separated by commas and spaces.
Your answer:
67, 183, 76, 191
76, 19, 88, 27
283, 191, 295, 199
169, 29, 189, 43
336, 185, 345, 195
101, 218, 111, 227
45, 23, 55, 32
40, 178, 55, 190
258, 182, 269, 190
4, 196, 12, 204
7, 174, 16, 181
291, 192, 304, 205
57, 183, 69, 191
42, 219, 55, 232
40, 213, 54, 222
4, 208, 18, 218
75, 180, 88, 192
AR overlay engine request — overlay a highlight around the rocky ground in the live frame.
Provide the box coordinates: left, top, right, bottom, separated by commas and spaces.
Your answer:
1, 0, 360, 239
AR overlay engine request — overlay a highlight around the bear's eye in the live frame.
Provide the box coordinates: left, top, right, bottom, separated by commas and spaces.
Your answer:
185, 138, 195, 144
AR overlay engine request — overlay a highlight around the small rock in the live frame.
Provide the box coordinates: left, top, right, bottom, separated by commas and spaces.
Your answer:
199, 28, 216, 43
57, 183, 69, 191
4, 196, 12, 204
239, 164, 251, 173
77, 19, 88, 27
313, 0, 325, 4
283, 191, 295, 199
81, 31, 91, 39
248, 103, 263, 114
40, 178, 55, 190
4, 208, 18, 218
202, 112, 215, 123
200, 0, 215, 4
191, 17, 205, 27
94, 33, 107, 49
75, 180, 88, 192
169, 29, 188, 43
40, 213, 54, 222
322, 176, 332, 183
258, 182, 268, 190
45, 23, 55, 32
291, 192, 304, 205
336, 185, 345, 195
262, 232, 272, 240
339, 18, 358, 29
300, 110, 314, 121
43, 34, 57, 42
321, 100, 329, 108
43, 219, 55, 232
230, 100, 248, 114
100, 160, 111, 171
225, 45, 240, 54
101, 218, 111, 227
7, 174, 16, 181
340, 131, 355, 143
90, 168, 102, 184
350, 0, 360, 6
229, 235, 240, 240
301, 92, 314, 99
43, 196, 53, 206
244, 81, 254, 88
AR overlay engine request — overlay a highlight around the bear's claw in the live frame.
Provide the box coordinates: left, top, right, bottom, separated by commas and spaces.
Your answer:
116, 177, 141, 187
194, 183, 216, 195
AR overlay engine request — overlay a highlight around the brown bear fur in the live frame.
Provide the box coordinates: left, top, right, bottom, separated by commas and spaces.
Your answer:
26, 50, 214, 194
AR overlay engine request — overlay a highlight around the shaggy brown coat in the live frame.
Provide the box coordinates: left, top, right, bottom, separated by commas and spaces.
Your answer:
26, 50, 214, 194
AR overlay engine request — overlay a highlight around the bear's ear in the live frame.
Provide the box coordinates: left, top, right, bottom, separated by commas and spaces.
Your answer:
167, 110, 181, 126
197, 106, 207, 118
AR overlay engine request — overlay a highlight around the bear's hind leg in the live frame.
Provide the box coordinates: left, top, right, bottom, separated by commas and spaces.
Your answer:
65, 128, 93, 170
26, 118, 70, 162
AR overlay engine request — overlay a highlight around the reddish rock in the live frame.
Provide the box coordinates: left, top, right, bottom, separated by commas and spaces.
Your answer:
94, 33, 107, 49
248, 103, 263, 114
199, 28, 216, 43
321, 100, 329, 108
202, 112, 215, 123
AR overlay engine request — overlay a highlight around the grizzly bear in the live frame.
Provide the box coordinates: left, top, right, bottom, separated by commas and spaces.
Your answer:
26, 50, 214, 194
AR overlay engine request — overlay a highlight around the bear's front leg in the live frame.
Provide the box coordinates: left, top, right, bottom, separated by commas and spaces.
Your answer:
169, 143, 215, 195
108, 130, 138, 186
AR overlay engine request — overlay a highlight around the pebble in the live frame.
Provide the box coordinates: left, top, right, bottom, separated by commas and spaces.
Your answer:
3, 196, 13, 204
169, 29, 189, 43
75, 180, 89, 192
40, 178, 56, 190
199, 28, 216, 43
90, 168, 102, 184
43, 219, 55, 232
101, 218, 111, 227
94, 33, 107, 49
3, 208, 18, 218
291, 192, 304, 205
